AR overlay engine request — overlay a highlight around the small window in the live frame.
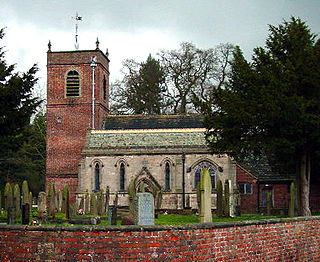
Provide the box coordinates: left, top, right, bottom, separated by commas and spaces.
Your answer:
165, 162, 170, 191
94, 163, 100, 192
120, 163, 125, 191
239, 183, 252, 194
66, 70, 80, 97
103, 75, 107, 100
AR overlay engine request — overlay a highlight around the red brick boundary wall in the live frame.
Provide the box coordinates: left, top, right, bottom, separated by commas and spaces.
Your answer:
0, 217, 319, 261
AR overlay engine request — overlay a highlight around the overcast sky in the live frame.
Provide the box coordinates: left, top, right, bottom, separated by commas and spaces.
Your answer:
0, 0, 319, 97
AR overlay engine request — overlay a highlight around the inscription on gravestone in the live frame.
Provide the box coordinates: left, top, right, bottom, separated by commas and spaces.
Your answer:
134, 193, 154, 226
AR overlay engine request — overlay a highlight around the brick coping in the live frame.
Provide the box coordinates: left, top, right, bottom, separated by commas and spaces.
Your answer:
0, 216, 319, 232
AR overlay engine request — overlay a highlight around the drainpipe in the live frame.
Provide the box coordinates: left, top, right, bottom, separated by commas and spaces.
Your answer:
182, 153, 186, 209
90, 56, 97, 129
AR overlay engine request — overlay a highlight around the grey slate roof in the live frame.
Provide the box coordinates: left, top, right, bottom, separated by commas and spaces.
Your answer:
103, 114, 203, 130
238, 154, 295, 182
87, 130, 207, 149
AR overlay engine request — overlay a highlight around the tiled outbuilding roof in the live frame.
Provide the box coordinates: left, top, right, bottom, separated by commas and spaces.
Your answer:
238, 154, 295, 182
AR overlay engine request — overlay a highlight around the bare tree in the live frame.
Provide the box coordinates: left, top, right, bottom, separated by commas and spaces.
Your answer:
158, 42, 235, 114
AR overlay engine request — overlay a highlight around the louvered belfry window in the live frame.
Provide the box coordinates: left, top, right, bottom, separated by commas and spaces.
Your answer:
66, 70, 80, 97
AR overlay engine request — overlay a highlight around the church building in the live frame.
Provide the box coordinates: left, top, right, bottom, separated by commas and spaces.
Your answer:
45, 43, 237, 210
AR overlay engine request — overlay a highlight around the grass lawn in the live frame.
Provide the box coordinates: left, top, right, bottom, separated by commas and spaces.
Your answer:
1, 209, 317, 226
155, 213, 287, 225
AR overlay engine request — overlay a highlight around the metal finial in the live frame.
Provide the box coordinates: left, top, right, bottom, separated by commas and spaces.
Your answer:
48, 40, 52, 52
96, 37, 100, 50
105, 48, 109, 57
72, 12, 82, 50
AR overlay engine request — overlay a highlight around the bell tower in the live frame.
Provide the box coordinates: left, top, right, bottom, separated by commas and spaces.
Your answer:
45, 43, 109, 200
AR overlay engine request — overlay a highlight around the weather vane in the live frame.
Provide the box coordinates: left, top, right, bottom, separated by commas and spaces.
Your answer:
72, 12, 82, 50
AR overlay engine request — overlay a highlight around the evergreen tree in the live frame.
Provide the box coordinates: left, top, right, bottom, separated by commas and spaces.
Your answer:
0, 28, 41, 193
111, 55, 166, 114
201, 17, 320, 216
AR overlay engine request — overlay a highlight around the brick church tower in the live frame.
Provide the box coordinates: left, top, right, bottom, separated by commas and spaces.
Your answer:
46, 44, 109, 201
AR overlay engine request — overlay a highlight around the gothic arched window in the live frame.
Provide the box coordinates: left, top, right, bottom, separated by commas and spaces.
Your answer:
66, 70, 80, 97
120, 163, 125, 191
165, 162, 170, 191
194, 162, 216, 191
94, 163, 100, 192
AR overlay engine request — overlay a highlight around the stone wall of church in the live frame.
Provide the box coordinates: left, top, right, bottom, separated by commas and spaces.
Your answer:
77, 153, 236, 209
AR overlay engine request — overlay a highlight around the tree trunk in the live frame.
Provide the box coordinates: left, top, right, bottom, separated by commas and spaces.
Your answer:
299, 153, 311, 216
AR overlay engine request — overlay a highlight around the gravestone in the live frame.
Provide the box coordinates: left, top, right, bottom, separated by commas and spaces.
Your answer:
134, 192, 154, 226
14, 184, 21, 217
48, 183, 56, 219
104, 186, 110, 214
29, 191, 33, 213
90, 193, 97, 216
79, 196, 84, 210
84, 190, 89, 213
22, 203, 30, 225
21, 181, 29, 203
38, 192, 46, 217
4, 182, 13, 211
108, 205, 117, 225
7, 206, 16, 225
57, 189, 63, 213
199, 168, 212, 223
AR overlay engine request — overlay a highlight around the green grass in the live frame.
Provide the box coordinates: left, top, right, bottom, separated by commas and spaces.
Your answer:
1, 209, 318, 226
155, 214, 199, 225
155, 213, 287, 225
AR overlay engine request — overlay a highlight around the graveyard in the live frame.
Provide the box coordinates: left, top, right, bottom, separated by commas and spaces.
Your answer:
0, 170, 303, 227
0, 171, 319, 260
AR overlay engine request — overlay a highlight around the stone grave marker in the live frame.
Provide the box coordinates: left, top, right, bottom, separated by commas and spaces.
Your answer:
108, 205, 117, 225
22, 203, 30, 225
134, 192, 154, 226
199, 168, 212, 223
7, 206, 16, 225
37, 192, 46, 217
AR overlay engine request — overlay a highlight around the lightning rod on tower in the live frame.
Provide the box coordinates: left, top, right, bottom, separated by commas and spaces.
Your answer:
72, 12, 82, 50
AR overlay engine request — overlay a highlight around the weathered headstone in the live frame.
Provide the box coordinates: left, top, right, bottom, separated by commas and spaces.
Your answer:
90, 193, 97, 216
48, 183, 56, 219
128, 180, 135, 215
21, 180, 30, 206
22, 203, 30, 225
113, 192, 118, 206
79, 196, 84, 210
62, 185, 69, 213
199, 168, 212, 223
216, 179, 223, 217
65, 186, 70, 219
7, 206, 16, 225
4, 182, 13, 211
224, 180, 230, 217
13, 184, 21, 217
97, 190, 104, 215
29, 191, 33, 213
234, 186, 241, 216
104, 186, 110, 214
84, 190, 89, 213
38, 192, 46, 217
70, 203, 77, 218
134, 192, 154, 226
57, 189, 63, 213
108, 205, 117, 225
